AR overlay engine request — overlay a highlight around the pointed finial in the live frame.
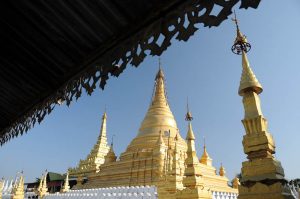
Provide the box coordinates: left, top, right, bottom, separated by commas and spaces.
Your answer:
111, 134, 115, 146
186, 122, 195, 140
159, 57, 162, 69
231, 11, 251, 54
187, 97, 189, 111
156, 59, 164, 80
185, 97, 193, 121
232, 10, 239, 31
203, 137, 206, 148
102, 110, 107, 120
219, 163, 226, 176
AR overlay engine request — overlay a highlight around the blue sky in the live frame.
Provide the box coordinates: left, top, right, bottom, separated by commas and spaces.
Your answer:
1, 0, 300, 183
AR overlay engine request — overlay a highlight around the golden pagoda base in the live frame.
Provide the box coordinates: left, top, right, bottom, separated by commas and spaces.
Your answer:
199, 164, 238, 193
238, 182, 293, 199
157, 178, 212, 199
176, 187, 212, 199
238, 147, 292, 199
241, 159, 285, 182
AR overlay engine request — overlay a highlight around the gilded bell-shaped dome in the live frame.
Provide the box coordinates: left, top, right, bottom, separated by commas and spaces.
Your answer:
138, 68, 178, 138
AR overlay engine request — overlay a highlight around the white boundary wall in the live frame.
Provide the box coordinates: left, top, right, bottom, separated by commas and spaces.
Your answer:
44, 186, 158, 199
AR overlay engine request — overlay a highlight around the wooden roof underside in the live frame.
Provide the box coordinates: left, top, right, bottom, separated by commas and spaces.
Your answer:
0, 0, 261, 145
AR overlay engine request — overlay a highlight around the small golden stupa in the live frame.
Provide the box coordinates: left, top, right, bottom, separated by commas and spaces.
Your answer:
69, 64, 237, 198
11, 173, 24, 199
0, 178, 4, 199
61, 172, 70, 193
36, 171, 48, 198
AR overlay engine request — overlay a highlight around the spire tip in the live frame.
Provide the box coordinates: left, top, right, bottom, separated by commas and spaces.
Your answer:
185, 97, 193, 121
231, 11, 251, 54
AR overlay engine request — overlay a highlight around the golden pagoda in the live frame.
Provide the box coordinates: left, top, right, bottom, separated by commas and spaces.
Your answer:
61, 172, 70, 193
231, 14, 292, 199
11, 173, 24, 199
37, 171, 48, 198
232, 177, 240, 189
69, 112, 110, 186
176, 115, 211, 199
70, 66, 237, 198
0, 178, 4, 199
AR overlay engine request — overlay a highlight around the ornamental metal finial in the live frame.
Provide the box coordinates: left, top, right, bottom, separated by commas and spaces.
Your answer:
158, 57, 162, 69
185, 97, 193, 121
231, 11, 251, 55
111, 134, 115, 146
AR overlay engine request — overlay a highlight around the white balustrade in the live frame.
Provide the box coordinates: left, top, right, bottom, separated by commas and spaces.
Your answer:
212, 191, 238, 199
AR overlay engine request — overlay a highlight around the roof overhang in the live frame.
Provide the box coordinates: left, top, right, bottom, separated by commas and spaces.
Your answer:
0, 0, 261, 145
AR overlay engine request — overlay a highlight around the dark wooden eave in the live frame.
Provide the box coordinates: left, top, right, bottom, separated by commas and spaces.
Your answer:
0, 0, 261, 145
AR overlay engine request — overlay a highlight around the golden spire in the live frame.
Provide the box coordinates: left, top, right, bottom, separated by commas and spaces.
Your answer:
153, 67, 166, 104
186, 122, 195, 140
37, 170, 48, 198
199, 138, 213, 166
37, 173, 43, 193
239, 51, 263, 96
105, 142, 117, 163
185, 97, 193, 121
232, 176, 240, 189
41, 171, 48, 193
185, 99, 195, 140
182, 114, 204, 189
61, 171, 70, 193
68, 111, 111, 176
0, 178, 4, 194
94, 111, 109, 152
219, 163, 226, 177
11, 173, 24, 199
100, 111, 107, 138
231, 11, 251, 55
232, 12, 290, 199
138, 65, 178, 138
231, 12, 263, 96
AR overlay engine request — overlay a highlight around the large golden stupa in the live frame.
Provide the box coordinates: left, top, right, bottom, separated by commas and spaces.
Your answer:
69, 66, 237, 198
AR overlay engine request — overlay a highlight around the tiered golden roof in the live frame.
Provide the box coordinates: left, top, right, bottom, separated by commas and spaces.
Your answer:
69, 112, 110, 177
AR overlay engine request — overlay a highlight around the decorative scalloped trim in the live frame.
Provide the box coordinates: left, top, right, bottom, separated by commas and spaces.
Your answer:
0, 0, 261, 145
